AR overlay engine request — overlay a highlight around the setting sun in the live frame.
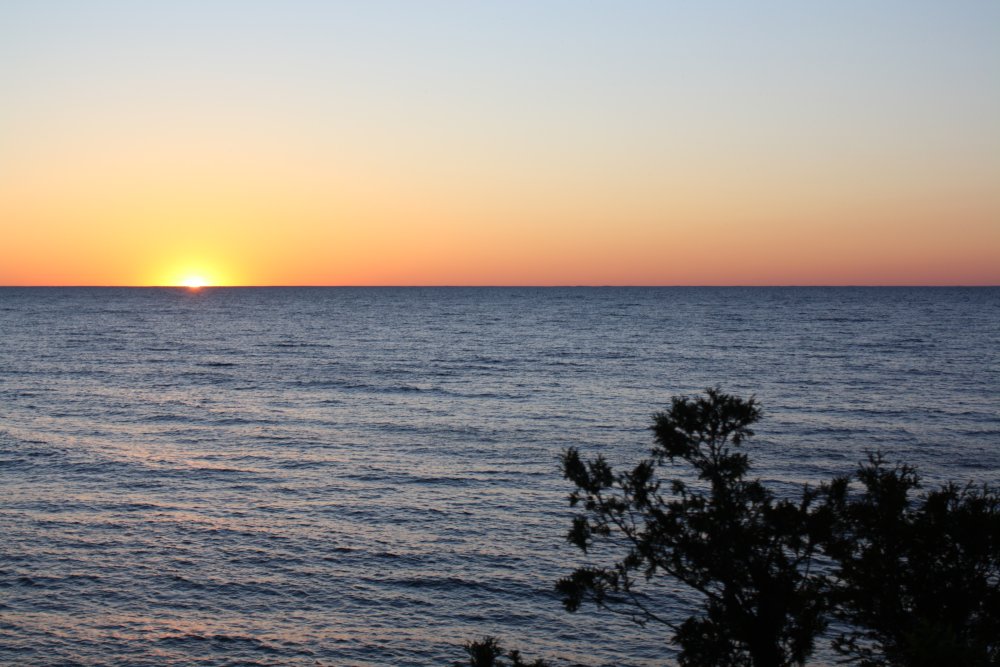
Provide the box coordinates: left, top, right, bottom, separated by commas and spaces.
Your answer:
154, 260, 236, 288
180, 276, 208, 289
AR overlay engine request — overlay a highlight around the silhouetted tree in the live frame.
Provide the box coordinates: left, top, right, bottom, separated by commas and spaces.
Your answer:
462, 390, 1000, 666
821, 453, 1000, 666
457, 636, 549, 667
558, 389, 828, 666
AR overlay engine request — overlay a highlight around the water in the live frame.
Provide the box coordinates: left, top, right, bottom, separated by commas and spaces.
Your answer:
1, 287, 998, 666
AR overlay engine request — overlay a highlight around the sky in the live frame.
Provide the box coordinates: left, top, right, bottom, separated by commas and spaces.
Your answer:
1, 0, 997, 286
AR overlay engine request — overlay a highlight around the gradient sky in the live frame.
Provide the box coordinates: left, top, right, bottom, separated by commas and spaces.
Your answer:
1, 1, 997, 285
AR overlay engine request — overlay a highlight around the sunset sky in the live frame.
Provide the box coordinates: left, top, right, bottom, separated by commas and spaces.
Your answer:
1, 1, 997, 286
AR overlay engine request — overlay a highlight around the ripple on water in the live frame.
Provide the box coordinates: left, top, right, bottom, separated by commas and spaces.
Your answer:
1, 287, 998, 666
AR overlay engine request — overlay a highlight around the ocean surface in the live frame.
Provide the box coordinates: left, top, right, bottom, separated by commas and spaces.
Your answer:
1, 287, 998, 666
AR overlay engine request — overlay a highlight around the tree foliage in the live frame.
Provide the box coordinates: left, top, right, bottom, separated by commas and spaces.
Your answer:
457, 636, 549, 667
558, 388, 827, 666
464, 389, 1000, 666
822, 453, 1000, 666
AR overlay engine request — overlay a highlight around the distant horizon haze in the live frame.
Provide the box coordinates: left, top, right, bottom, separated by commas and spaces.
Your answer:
2, 283, 1000, 288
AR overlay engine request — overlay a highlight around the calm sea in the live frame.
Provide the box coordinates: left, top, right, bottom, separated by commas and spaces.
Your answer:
1, 287, 998, 666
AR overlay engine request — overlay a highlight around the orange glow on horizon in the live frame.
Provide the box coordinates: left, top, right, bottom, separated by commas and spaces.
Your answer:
1, 132, 996, 286
153, 259, 236, 288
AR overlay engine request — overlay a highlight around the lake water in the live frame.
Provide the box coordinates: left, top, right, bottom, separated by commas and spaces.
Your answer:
1, 287, 998, 665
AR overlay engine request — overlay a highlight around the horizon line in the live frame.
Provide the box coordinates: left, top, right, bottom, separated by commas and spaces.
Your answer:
2, 284, 998, 289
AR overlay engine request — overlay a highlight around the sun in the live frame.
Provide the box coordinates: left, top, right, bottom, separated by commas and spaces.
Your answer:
153, 260, 232, 288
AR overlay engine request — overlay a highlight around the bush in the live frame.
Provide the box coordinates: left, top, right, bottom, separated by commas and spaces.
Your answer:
559, 388, 827, 666
465, 389, 1000, 666
457, 636, 550, 667
822, 453, 1000, 666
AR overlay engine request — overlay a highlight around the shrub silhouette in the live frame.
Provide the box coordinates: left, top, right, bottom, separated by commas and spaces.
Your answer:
463, 389, 1000, 666
822, 453, 1000, 666
559, 388, 827, 666
457, 636, 550, 667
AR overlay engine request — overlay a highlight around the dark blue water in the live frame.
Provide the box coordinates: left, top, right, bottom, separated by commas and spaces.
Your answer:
1, 287, 998, 666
